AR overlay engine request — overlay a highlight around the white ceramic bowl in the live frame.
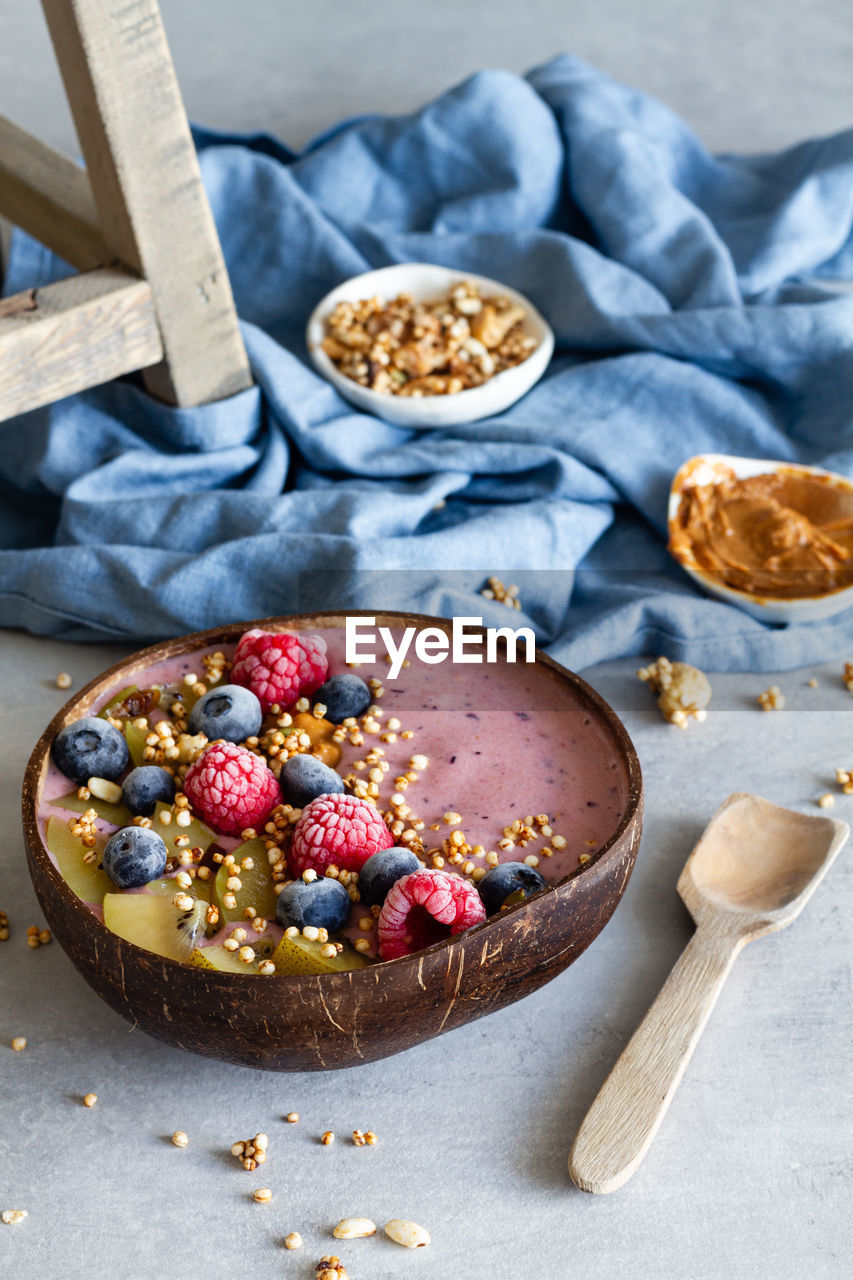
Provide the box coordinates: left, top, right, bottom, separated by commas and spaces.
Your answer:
667, 453, 853, 623
305, 263, 554, 428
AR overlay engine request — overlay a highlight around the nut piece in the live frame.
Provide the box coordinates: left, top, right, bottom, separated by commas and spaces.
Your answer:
284, 1232, 303, 1250
83, 1092, 98, 1108
315, 1257, 349, 1280
88, 776, 123, 804
637, 657, 711, 728
333, 1217, 377, 1239
171, 1130, 189, 1147
384, 1218, 431, 1249
1, 1210, 27, 1225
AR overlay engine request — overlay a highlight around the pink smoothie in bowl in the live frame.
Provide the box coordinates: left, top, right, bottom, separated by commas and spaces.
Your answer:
33, 618, 631, 978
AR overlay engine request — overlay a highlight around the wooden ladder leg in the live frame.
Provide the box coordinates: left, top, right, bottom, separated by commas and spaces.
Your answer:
40, 0, 253, 407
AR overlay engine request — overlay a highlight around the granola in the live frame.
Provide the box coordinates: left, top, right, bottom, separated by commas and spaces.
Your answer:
321, 281, 537, 395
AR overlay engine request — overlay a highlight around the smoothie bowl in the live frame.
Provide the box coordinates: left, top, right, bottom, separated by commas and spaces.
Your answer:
22, 613, 642, 1071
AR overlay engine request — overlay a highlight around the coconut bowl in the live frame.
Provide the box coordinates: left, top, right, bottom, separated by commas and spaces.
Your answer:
22, 613, 643, 1072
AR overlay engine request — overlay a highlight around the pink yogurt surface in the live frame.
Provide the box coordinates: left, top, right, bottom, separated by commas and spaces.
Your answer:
39, 626, 629, 961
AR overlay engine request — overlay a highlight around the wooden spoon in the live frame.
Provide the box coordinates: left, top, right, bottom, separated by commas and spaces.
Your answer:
569, 792, 848, 1194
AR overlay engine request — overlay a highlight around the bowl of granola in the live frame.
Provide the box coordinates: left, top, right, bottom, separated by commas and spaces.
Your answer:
306, 264, 554, 427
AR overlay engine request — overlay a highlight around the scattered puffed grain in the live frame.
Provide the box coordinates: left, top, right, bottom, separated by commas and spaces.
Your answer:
818, 793, 835, 808
11, 1037, 26, 1052
83, 1092, 98, 1108
284, 1232, 303, 1250
56, 672, 72, 689
253, 1187, 272, 1203
320, 1130, 335, 1145
1, 1210, 27, 1225
171, 1130, 189, 1147
285, 1112, 299, 1124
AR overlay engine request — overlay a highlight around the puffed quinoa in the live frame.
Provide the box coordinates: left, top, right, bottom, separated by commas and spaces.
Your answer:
479, 576, 523, 610
11, 1037, 26, 1051
83, 1092, 98, 1108
284, 1232, 303, 1250
320, 1130, 335, 1145
818, 793, 835, 808
637, 657, 711, 728
252, 1187, 272, 1203
56, 671, 72, 689
285, 1112, 299, 1124
171, 1130, 189, 1147
757, 685, 785, 711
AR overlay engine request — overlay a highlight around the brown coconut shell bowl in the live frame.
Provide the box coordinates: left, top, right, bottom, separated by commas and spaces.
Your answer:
22, 613, 643, 1072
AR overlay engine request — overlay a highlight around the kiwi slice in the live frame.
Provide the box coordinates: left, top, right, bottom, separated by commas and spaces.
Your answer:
271, 932, 371, 976
146, 874, 212, 905
151, 802, 217, 859
51, 789, 132, 827
102, 893, 206, 962
122, 720, 148, 768
189, 935, 276, 974
211, 837, 278, 924
45, 816, 113, 903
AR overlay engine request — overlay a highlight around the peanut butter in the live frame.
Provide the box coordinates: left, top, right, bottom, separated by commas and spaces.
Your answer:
669, 464, 853, 599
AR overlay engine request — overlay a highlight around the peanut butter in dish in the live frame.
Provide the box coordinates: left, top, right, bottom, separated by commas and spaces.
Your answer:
669, 464, 853, 599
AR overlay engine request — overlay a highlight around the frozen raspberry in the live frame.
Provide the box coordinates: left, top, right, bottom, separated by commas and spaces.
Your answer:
290, 793, 394, 878
231, 628, 329, 713
378, 869, 486, 960
183, 742, 281, 836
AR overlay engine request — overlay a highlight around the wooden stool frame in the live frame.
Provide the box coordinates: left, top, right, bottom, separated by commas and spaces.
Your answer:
0, 0, 252, 423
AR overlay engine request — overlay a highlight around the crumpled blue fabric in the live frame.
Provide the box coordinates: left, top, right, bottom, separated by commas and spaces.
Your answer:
3, 54, 853, 670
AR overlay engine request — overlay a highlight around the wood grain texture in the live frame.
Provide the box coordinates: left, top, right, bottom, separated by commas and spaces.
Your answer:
569, 792, 848, 1194
22, 612, 644, 1073
41, 0, 252, 406
0, 267, 162, 421
570, 919, 745, 1194
0, 114, 108, 270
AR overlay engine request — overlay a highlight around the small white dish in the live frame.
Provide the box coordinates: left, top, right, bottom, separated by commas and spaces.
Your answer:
667, 453, 853, 624
305, 263, 554, 428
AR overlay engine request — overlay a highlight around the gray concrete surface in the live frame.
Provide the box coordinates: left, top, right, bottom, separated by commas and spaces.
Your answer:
1, 0, 852, 155
1, 4, 852, 1277
1, 631, 851, 1279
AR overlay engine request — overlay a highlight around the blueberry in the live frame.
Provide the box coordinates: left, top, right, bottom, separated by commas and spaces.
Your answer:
478, 862, 548, 915
188, 684, 262, 743
276, 877, 352, 933
279, 755, 344, 808
103, 826, 168, 889
51, 716, 129, 785
122, 766, 175, 817
358, 846, 422, 907
313, 674, 371, 724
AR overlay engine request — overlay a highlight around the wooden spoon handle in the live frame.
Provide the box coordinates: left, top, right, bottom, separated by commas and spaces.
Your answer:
569, 922, 745, 1194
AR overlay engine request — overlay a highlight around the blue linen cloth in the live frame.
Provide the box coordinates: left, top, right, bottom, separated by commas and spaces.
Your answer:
3, 55, 853, 670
